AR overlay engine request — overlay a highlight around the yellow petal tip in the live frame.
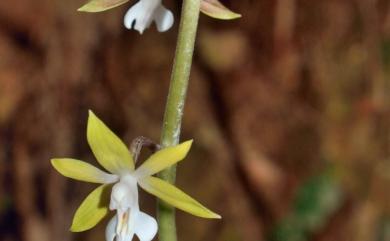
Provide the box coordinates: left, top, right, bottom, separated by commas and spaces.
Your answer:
50, 158, 61, 170
203, 210, 222, 219
202, 11, 242, 20
182, 139, 194, 149
87, 110, 100, 125
77, 4, 102, 12
180, 139, 193, 159
231, 13, 242, 19
88, 109, 95, 117
77, 0, 130, 12
70, 221, 83, 232
50, 158, 56, 165
77, 5, 96, 12
200, 0, 241, 20
70, 224, 85, 233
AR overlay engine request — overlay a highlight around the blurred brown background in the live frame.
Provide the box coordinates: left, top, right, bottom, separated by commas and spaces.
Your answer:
0, 0, 389, 241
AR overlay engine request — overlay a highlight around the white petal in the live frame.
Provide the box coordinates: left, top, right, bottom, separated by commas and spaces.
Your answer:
105, 216, 117, 241
123, 0, 174, 34
106, 210, 156, 241
154, 5, 174, 32
134, 211, 158, 241
123, 0, 156, 33
106, 214, 136, 241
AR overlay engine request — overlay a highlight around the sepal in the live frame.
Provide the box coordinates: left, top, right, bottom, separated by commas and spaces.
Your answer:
78, 0, 129, 12
87, 110, 135, 174
135, 140, 193, 178
139, 176, 221, 219
51, 158, 118, 184
71, 184, 112, 232
201, 0, 241, 20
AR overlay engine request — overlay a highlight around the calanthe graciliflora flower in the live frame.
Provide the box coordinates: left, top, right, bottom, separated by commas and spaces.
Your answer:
51, 111, 220, 241
78, 0, 174, 34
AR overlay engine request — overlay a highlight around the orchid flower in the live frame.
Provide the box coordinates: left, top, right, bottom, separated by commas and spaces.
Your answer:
78, 0, 174, 34
51, 111, 220, 241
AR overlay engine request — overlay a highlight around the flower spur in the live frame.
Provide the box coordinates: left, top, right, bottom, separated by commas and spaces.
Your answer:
51, 111, 220, 241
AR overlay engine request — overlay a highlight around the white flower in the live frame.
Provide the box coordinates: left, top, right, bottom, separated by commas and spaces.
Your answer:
123, 0, 174, 34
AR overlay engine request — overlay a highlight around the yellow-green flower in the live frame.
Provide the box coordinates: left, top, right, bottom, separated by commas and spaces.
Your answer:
51, 110, 220, 241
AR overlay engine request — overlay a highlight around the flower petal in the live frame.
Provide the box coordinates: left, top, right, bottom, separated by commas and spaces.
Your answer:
123, 0, 155, 34
51, 158, 118, 184
134, 140, 193, 178
123, 0, 174, 34
200, 0, 241, 20
78, 0, 129, 12
105, 216, 117, 241
105, 210, 156, 241
87, 110, 134, 174
134, 211, 158, 241
71, 184, 112, 232
139, 176, 221, 219
154, 4, 174, 32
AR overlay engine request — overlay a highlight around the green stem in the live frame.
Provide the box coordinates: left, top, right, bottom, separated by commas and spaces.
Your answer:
158, 0, 201, 240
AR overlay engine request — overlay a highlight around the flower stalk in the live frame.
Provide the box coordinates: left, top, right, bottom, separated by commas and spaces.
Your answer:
158, 0, 201, 240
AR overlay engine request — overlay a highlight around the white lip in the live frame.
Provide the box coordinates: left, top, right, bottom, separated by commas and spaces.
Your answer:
123, 0, 174, 34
